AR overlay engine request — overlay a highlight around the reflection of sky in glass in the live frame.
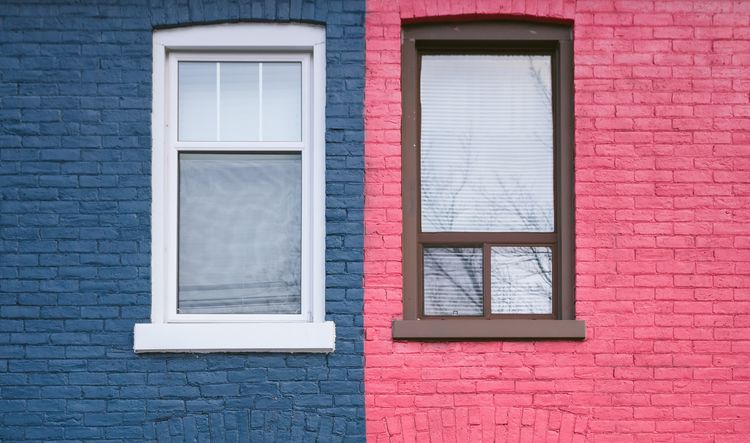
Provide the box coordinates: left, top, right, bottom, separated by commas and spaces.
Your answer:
178, 154, 301, 314
491, 247, 552, 314
420, 55, 554, 233
178, 62, 301, 142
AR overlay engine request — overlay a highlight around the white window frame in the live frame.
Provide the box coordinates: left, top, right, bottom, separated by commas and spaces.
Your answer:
166, 52, 311, 324
134, 23, 333, 353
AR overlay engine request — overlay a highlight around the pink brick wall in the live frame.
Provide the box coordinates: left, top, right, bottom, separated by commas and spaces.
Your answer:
364, 1, 750, 441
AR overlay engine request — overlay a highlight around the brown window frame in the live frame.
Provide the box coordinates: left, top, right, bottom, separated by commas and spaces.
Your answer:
394, 21, 585, 340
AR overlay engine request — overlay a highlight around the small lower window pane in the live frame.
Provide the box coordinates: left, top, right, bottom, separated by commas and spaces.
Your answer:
491, 247, 552, 314
178, 153, 301, 315
423, 247, 483, 316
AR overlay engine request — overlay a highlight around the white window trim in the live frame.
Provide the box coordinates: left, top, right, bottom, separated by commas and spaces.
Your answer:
134, 23, 333, 353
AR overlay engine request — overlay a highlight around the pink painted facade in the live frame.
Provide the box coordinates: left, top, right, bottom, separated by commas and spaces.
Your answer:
364, 0, 750, 441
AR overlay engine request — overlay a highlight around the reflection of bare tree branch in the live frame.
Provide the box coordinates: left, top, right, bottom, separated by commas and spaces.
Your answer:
492, 250, 551, 313
530, 252, 552, 288
422, 129, 474, 232
528, 59, 551, 107
428, 248, 482, 311
528, 56, 553, 150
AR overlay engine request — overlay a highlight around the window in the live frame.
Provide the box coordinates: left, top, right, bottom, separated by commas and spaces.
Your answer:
393, 22, 585, 340
134, 23, 334, 352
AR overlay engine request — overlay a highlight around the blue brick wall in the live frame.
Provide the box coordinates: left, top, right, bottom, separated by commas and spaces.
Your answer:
0, 1, 365, 441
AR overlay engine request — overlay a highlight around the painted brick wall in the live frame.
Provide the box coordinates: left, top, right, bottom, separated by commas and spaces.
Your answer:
0, 0, 365, 441
364, 0, 750, 442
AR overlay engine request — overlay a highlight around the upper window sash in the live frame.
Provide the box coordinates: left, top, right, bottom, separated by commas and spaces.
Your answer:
167, 52, 311, 150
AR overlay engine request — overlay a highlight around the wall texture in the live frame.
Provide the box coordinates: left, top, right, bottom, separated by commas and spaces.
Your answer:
0, 0, 365, 441
364, 0, 750, 442
3, 0, 750, 441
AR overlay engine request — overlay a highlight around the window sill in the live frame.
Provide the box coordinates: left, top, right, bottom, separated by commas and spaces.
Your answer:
133, 321, 335, 353
392, 319, 585, 340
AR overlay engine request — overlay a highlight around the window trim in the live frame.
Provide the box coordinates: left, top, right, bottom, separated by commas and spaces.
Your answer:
394, 21, 584, 340
134, 23, 334, 353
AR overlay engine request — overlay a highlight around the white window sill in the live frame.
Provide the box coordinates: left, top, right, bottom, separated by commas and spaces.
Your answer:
133, 321, 335, 353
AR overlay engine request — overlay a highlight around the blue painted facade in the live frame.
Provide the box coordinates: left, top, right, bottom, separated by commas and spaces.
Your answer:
0, 1, 365, 441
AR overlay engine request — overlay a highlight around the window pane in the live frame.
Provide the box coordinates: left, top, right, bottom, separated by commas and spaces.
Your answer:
491, 247, 552, 314
179, 62, 217, 141
178, 61, 301, 142
178, 153, 301, 314
263, 63, 302, 141
420, 55, 554, 232
423, 247, 483, 316
220, 62, 260, 141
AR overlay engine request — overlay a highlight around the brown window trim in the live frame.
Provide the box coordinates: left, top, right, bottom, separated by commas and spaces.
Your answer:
394, 21, 584, 340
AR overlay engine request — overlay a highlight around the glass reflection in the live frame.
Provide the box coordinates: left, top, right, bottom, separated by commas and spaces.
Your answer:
178, 61, 301, 142
178, 153, 302, 314
491, 247, 552, 314
423, 247, 483, 316
420, 55, 554, 233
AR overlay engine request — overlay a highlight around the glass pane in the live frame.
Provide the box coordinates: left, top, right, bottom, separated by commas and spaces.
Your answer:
491, 247, 552, 314
423, 247, 483, 316
420, 55, 554, 232
220, 62, 260, 141
179, 62, 217, 141
178, 153, 302, 314
263, 63, 302, 141
178, 61, 301, 142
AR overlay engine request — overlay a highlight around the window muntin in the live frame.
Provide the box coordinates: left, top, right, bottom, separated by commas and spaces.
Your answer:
396, 22, 581, 339
165, 52, 313, 323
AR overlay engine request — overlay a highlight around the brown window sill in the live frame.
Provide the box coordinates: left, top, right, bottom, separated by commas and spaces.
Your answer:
392, 319, 586, 340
